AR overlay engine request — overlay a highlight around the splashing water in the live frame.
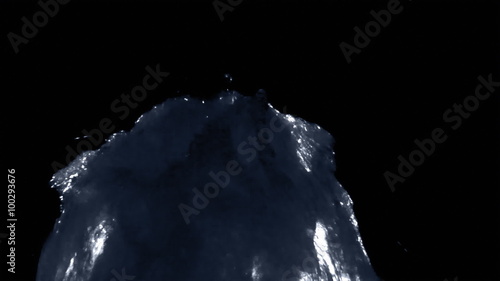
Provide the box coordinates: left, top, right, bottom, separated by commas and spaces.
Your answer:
37, 91, 379, 281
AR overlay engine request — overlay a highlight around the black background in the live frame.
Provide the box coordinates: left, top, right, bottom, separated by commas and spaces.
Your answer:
2, 0, 499, 280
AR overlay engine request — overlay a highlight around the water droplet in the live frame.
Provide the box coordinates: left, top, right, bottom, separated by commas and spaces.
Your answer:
224, 73, 233, 83
223, 73, 233, 91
